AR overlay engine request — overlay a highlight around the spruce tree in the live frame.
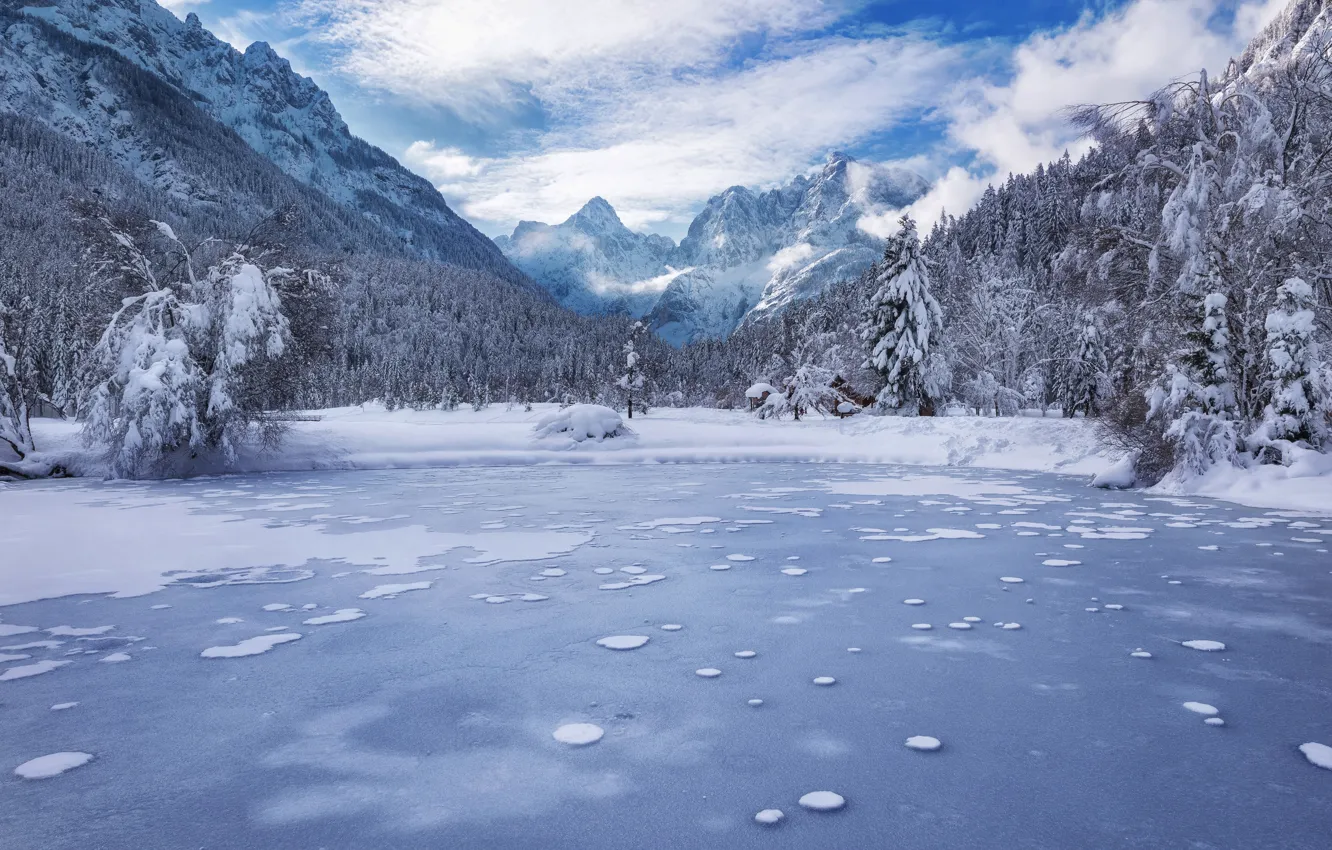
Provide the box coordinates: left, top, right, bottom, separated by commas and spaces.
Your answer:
1260, 278, 1328, 455
859, 216, 944, 415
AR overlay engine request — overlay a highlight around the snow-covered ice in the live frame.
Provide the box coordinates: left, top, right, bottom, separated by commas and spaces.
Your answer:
1182, 640, 1226, 652
552, 723, 604, 746
596, 635, 650, 651
200, 634, 302, 658
359, 582, 432, 599
14, 752, 94, 779
1300, 742, 1332, 770
798, 791, 846, 811
303, 609, 366, 625
0, 659, 71, 681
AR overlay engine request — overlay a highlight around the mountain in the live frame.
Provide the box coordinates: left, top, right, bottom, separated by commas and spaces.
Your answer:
496, 154, 929, 344
493, 197, 677, 316
7, 0, 527, 285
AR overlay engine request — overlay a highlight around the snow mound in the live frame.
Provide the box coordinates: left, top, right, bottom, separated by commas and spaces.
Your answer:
14, 752, 94, 779
533, 405, 632, 445
798, 791, 846, 811
1299, 742, 1332, 770
1091, 456, 1137, 490
596, 635, 650, 650
813, 676, 836, 686
695, 668, 722, 678
553, 723, 604, 746
1182, 640, 1226, 652
1183, 702, 1219, 716
905, 735, 942, 751
754, 808, 784, 825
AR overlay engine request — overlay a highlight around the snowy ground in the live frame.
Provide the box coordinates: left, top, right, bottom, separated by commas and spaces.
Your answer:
2, 464, 1330, 848
25, 404, 1332, 513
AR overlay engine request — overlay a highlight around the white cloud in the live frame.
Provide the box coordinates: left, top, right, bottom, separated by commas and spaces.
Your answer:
303, 0, 1289, 239
297, 0, 853, 120
406, 33, 967, 233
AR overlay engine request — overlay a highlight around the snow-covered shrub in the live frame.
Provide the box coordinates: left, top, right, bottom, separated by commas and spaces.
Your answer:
533, 404, 631, 444
80, 216, 309, 477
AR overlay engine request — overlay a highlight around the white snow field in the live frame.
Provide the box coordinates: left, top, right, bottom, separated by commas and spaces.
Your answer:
2, 463, 1330, 849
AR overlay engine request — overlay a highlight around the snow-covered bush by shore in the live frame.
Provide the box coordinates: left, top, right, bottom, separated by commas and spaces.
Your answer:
78, 213, 331, 478
533, 404, 632, 445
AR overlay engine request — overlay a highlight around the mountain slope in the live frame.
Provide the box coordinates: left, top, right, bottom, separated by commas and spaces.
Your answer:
496, 154, 929, 344
12, 0, 527, 285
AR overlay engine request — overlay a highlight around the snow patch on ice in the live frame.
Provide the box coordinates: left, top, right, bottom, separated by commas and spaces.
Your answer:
201, 633, 302, 658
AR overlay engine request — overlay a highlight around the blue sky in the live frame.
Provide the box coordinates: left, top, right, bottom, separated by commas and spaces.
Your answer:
166, 0, 1284, 239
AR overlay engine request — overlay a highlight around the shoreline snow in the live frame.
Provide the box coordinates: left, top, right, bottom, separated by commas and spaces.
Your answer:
16, 404, 1332, 514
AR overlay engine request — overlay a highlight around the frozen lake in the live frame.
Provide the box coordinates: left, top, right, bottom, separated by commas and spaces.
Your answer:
2, 464, 1330, 848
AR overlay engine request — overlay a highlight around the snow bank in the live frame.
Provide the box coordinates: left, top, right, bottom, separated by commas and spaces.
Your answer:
20, 404, 1332, 513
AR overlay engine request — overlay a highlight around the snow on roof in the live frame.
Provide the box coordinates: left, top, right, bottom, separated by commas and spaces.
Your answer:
746, 383, 779, 398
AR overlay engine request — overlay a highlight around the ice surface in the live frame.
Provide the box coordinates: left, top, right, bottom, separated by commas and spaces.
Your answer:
3, 463, 1330, 850
14, 752, 93, 779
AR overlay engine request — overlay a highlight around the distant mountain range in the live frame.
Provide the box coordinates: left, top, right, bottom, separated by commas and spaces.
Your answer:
496, 154, 930, 344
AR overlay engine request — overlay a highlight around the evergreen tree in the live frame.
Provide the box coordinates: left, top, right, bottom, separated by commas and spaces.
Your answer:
1062, 314, 1108, 417
1259, 278, 1328, 457
859, 217, 945, 415
1149, 293, 1238, 474
0, 300, 36, 465
617, 321, 646, 418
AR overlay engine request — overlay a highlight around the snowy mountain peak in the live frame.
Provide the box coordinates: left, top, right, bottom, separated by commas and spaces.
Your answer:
498, 152, 929, 344
567, 197, 629, 234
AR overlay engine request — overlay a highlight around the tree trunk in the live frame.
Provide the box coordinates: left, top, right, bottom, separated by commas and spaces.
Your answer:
920, 398, 937, 417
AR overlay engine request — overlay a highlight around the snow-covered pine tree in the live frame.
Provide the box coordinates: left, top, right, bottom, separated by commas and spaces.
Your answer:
617, 321, 646, 418
1148, 292, 1238, 474
1257, 278, 1328, 460
1062, 314, 1109, 417
0, 300, 36, 466
787, 364, 841, 421
859, 216, 944, 415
